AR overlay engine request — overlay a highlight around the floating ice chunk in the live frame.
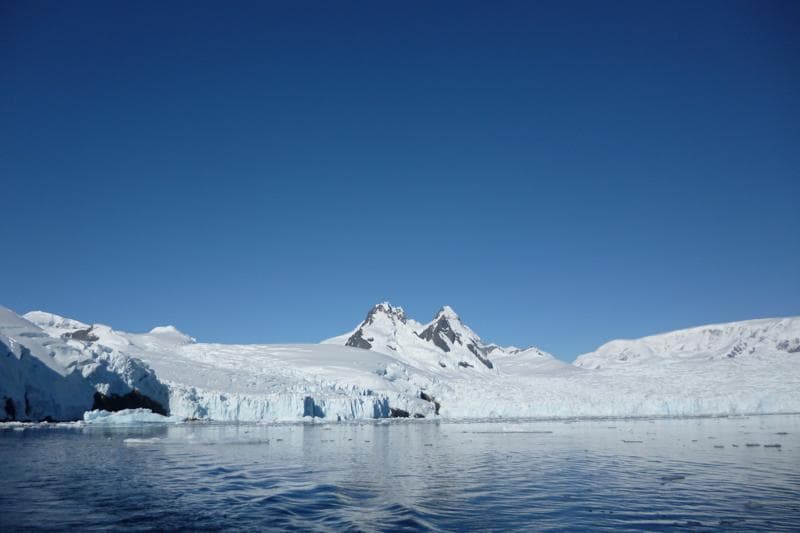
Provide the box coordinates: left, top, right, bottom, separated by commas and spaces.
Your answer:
83, 409, 180, 425
123, 437, 163, 444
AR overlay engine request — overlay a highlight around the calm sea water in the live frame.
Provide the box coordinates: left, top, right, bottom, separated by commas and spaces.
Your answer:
1, 415, 798, 531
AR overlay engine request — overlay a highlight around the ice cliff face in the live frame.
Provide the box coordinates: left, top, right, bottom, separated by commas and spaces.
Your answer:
2, 303, 799, 423
0, 307, 169, 421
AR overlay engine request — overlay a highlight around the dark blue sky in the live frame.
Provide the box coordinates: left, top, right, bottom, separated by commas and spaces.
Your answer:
2, 1, 798, 360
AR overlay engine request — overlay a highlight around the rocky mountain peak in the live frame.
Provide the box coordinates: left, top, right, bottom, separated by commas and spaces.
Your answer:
417, 307, 494, 369
345, 302, 407, 350
434, 305, 460, 322
365, 302, 407, 325
328, 302, 517, 371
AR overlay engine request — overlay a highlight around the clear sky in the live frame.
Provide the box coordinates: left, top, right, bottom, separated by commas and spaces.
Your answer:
2, 1, 798, 361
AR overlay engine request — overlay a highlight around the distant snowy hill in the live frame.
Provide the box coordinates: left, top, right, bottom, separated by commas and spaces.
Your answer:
2, 303, 799, 422
575, 317, 800, 369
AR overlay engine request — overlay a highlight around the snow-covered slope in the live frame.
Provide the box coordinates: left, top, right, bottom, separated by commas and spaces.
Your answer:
574, 317, 800, 369
4, 303, 799, 423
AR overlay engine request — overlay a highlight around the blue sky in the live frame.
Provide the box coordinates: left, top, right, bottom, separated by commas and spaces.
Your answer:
2, 1, 798, 360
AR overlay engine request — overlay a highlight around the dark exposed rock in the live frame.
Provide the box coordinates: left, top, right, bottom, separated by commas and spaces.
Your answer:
3, 397, 15, 421
413, 413, 425, 418
726, 342, 747, 358
345, 329, 372, 350
776, 339, 800, 353
466, 342, 494, 369
389, 407, 409, 418
458, 361, 474, 368
92, 390, 168, 416
417, 317, 458, 352
64, 327, 99, 343
438, 362, 446, 368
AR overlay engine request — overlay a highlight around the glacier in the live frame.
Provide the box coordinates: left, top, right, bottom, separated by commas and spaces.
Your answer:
0, 307, 169, 421
2, 303, 799, 423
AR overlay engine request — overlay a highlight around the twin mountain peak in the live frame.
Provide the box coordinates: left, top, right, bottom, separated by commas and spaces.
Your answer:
330, 302, 542, 370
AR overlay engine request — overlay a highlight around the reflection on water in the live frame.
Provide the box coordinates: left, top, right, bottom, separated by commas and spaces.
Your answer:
1, 415, 799, 530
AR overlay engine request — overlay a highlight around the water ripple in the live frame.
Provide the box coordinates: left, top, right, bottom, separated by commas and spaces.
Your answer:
1, 415, 799, 531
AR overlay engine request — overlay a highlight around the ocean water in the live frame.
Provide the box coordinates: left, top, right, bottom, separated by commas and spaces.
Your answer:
1, 415, 798, 531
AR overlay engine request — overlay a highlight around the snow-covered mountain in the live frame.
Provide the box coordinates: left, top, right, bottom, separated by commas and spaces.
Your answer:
2, 303, 799, 423
323, 302, 549, 371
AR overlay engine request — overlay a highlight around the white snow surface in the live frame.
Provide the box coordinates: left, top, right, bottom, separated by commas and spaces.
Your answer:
2, 304, 798, 423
